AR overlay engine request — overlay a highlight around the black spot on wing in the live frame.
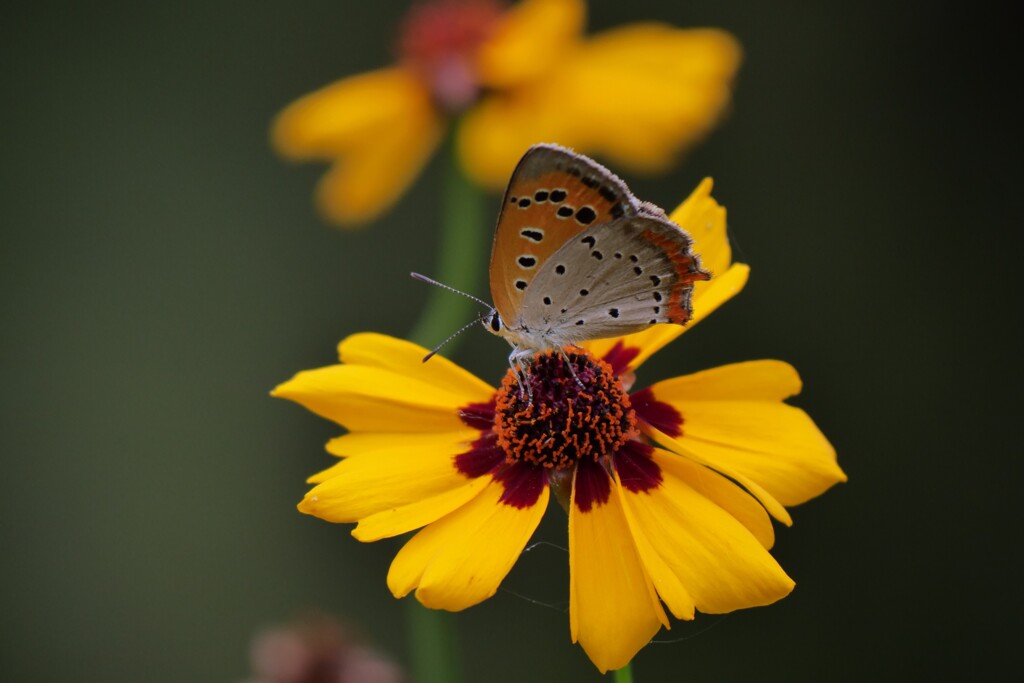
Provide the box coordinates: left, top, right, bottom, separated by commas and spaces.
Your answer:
520, 228, 543, 242
575, 206, 597, 225
515, 280, 528, 290
550, 189, 568, 203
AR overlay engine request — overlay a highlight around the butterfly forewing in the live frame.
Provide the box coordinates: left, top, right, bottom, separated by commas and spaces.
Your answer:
519, 214, 710, 342
489, 144, 640, 323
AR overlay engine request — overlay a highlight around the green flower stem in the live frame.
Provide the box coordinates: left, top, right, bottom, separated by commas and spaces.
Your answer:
405, 130, 485, 683
406, 600, 462, 683
409, 132, 488, 351
613, 662, 635, 683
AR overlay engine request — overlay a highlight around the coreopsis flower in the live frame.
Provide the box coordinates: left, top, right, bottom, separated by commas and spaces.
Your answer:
272, 0, 741, 225
273, 181, 846, 671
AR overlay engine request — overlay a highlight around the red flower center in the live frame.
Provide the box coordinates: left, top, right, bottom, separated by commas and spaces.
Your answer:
396, 0, 505, 111
494, 352, 638, 470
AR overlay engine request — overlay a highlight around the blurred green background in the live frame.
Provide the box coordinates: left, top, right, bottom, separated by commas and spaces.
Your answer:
2, 1, 1017, 681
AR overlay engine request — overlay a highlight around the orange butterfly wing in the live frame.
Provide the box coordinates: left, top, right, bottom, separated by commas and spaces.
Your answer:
489, 144, 640, 323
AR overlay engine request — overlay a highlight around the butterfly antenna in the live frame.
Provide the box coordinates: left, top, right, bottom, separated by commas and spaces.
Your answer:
410, 272, 491, 309
422, 312, 490, 363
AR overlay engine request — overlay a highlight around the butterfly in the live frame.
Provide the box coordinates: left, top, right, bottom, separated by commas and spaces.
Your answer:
482, 143, 710, 368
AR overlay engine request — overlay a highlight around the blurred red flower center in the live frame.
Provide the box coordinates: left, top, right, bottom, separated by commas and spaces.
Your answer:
397, 0, 505, 111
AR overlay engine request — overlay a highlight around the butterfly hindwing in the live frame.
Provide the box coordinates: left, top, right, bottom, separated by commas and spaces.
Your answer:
488, 144, 640, 324
519, 212, 710, 342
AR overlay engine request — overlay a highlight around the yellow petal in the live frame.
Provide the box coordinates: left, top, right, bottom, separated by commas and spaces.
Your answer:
661, 399, 845, 507
652, 447, 775, 550
645, 361, 844, 506
456, 97, 542, 188
476, 0, 584, 88
645, 423, 792, 526
459, 27, 741, 187
298, 437, 473, 523
353, 475, 491, 541
325, 430, 480, 459
690, 262, 749, 326
563, 26, 741, 169
650, 360, 802, 402
272, 67, 429, 159
272, 365, 473, 433
569, 477, 667, 673
271, 67, 443, 225
338, 333, 494, 403
313, 431, 480, 478
314, 100, 442, 224
670, 177, 730, 277
618, 457, 794, 617
387, 479, 548, 611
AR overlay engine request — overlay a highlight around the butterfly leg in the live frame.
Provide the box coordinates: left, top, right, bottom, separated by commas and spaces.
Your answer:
556, 346, 587, 391
508, 347, 534, 405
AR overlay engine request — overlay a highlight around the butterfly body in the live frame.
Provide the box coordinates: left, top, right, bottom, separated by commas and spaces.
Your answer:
484, 144, 710, 359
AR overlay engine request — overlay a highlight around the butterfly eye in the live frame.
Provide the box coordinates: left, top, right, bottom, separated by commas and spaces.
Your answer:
489, 311, 502, 332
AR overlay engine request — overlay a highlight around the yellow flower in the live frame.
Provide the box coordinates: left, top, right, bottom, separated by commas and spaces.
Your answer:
273, 180, 846, 671
272, 0, 741, 225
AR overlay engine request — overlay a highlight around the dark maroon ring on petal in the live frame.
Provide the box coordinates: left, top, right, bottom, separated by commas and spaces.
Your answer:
454, 432, 506, 479
613, 440, 662, 494
495, 462, 549, 509
572, 458, 612, 513
458, 399, 496, 431
630, 387, 684, 437
601, 340, 641, 377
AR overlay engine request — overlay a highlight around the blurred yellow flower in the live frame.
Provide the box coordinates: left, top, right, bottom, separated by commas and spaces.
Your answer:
273, 181, 846, 671
272, 0, 741, 225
